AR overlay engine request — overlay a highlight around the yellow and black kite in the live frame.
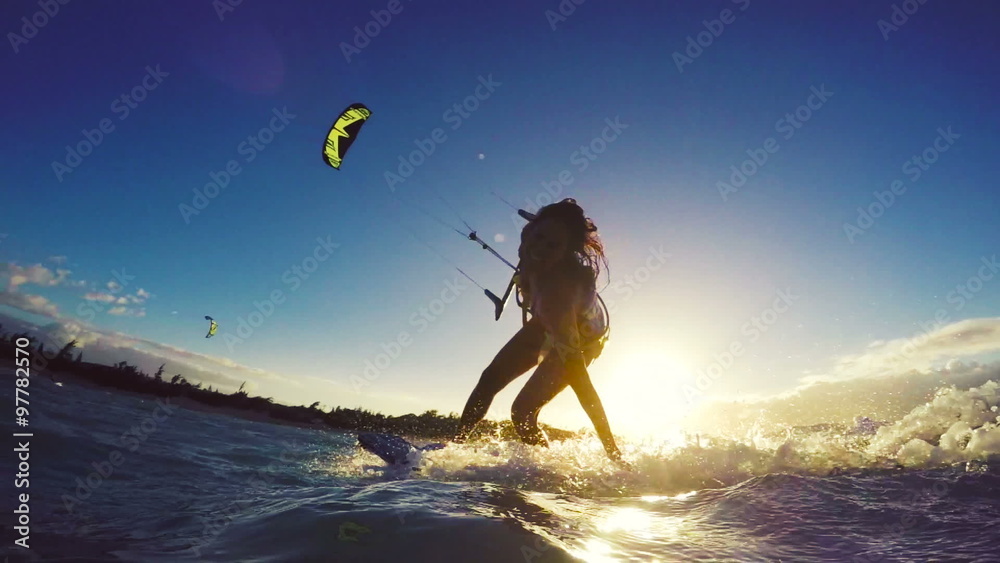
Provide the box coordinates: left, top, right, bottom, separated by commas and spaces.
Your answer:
204, 316, 218, 338
322, 103, 372, 170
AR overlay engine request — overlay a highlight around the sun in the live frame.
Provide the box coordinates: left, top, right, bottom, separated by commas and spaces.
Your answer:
594, 347, 695, 441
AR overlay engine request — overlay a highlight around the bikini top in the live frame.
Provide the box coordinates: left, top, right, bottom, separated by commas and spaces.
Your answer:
516, 269, 608, 344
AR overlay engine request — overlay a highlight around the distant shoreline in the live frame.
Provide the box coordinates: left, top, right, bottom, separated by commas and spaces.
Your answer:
0, 336, 576, 443
10, 364, 334, 433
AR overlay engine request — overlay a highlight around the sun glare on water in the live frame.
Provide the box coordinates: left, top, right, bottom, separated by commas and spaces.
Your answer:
568, 506, 692, 562
596, 348, 694, 442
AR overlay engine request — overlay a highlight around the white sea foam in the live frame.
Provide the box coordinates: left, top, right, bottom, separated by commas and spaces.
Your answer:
336, 380, 1000, 496
865, 380, 1000, 466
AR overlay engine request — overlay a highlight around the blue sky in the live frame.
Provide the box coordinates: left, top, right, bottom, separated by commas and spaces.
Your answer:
3, 0, 999, 437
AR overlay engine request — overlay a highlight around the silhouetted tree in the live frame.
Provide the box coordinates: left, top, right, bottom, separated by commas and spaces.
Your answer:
0, 330, 577, 441
55, 339, 78, 361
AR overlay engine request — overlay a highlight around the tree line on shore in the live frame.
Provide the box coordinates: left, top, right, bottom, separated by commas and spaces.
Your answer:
0, 326, 575, 442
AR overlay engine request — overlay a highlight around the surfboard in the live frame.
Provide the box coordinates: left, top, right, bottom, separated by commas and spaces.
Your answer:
357, 432, 447, 468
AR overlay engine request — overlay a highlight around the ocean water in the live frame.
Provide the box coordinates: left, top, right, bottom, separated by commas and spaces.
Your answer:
3, 369, 999, 562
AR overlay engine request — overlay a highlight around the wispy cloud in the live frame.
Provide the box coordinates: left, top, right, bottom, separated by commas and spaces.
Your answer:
83, 286, 151, 313
85, 292, 118, 303
0, 307, 407, 413
819, 317, 1000, 383
688, 360, 1000, 433
11, 314, 307, 396
686, 317, 1000, 433
108, 306, 146, 317
45, 318, 102, 347
0, 259, 153, 321
1, 263, 74, 291
0, 290, 60, 318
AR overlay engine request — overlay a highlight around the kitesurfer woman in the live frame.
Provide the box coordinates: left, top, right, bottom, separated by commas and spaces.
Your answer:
454, 198, 624, 463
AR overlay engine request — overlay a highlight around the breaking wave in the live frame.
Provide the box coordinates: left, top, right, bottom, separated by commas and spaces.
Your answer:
334, 380, 1000, 497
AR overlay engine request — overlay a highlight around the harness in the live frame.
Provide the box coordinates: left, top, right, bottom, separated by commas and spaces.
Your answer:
513, 272, 611, 352
494, 207, 611, 355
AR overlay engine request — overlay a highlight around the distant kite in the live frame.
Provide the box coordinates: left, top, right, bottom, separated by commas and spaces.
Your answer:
205, 316, 218, 338
322, 103, 372, 170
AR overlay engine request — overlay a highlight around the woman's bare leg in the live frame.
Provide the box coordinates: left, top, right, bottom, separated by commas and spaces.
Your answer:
510, 355, 569, 446
510, 342, 603, 446
455, 321, 546, 441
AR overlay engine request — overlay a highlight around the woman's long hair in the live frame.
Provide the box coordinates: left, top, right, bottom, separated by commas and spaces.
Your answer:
523, 198, 609, 291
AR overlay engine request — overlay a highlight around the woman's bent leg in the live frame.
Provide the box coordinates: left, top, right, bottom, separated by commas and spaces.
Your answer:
510, 355, 570, 446
455, 322, 546, 440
